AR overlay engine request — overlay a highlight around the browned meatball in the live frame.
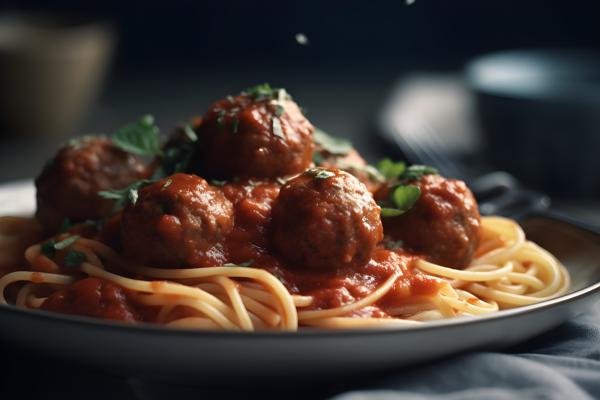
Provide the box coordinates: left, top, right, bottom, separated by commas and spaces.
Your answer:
377, 174, 481, 268
35, 137, 153, 233
121, 173, 234, 268
271, 167, 383, 271
193, 90, 314, 179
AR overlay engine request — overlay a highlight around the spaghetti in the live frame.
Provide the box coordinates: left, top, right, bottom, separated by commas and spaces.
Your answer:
0, 215, 570, 331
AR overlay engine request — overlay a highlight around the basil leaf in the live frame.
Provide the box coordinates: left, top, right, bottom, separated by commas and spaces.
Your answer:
307, 168, 335, 179
112, 115, 162, 156
64, 250, 86, 268
402, 165, 438, 181
392, 185, 421, 211
377, 158, 406, 180
244, 83, 276, 100
313, 128, 353, 156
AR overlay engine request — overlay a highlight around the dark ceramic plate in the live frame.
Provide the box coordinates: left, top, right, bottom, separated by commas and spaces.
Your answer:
1, 182, 599, 382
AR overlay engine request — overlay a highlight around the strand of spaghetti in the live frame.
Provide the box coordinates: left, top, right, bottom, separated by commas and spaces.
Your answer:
192, 282, 283, 326
81, 263, 241, 327
210, 276, 254, 331
417, 259, 514, 281
156, 304, 176, 324
78, 238, 298, 330
239, 295, 281, 327
15, 283, 34, 307
301, 316, 419, 328
0, 271, 74, 304
407, 310, 446, 321
440, 289, 498, 314
467, 265, 569, 307
24, 245, 60, 273
26, 294, 47, 308
474, 217, 525, 265
166, 317, 220, 330
298, 269, 400, 320
132, 293, 239, 330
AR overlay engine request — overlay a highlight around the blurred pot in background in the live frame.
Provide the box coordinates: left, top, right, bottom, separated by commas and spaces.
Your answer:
466, 49, 600, 197
0, 12, 115, 137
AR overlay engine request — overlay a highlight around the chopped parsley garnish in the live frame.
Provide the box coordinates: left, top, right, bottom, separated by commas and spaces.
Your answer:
112, 115, 162, 157
313, 128, 353, 156
272, 117, 285, 140
162, 178, 173, 189
238, 259, 255, 268
308, 168, 335, 180
232, 118, 240, 134
211, 179, 227, 186
41, 240, 57, 258
182, 124, 198, 142
216, 110, 226, 129
226, 95, 235, 103
275, 105, 285, 117
64, 250, 86, 268
379, 185, 421, 218
225, 259, 255, 268
99, 179, 154, 209
159, 125, 198, 177
41, 235, 81, 258
243, 83, 290, 102
383, 237, 404, 251
402, 165, 438, 181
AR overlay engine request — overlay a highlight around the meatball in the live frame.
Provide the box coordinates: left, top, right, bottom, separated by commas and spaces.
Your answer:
193, 89, 314, 179
377, 174, 481, 268
35, 137, 153, 233
271, 167, 383, 270
121, 173, 234, 268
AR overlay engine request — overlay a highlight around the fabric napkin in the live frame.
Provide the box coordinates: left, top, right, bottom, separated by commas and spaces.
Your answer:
332, 303, 600, 400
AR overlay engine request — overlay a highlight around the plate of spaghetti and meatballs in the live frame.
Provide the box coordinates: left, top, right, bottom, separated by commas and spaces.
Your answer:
0, 84, 599, 378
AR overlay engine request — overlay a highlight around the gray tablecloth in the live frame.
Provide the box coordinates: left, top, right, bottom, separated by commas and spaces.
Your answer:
333, 303, 600, 400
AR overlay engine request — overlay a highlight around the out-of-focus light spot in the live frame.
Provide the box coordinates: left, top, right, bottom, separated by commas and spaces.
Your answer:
295, 33, 309, 46
406, 0, 416, 5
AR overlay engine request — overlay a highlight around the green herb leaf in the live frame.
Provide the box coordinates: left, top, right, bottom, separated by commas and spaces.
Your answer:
59, 218, 73, 234
182, 125, 198, 142
162, 178, 173, 189
383, 237, 404, 251
211, 179, 227, 186
392, 185, 421, 211
275, 105, 285, 117
216, 110, 226, 129
41, 240, 56, 258
238, 259, 255, 268
64, 250, 86, 268
54, 235, 80, 250
312, 151, 325, 166
308, 168, 335, 179
98, 179, 154, 209
112, 115, 162, 157
313, 128, 353, 156
226, 95, 235, 103
377, 159, 406, 180
380, 207, 404, 217
402, 165, 438, 181
244, 83, 275, 100
272, 117, 285, 140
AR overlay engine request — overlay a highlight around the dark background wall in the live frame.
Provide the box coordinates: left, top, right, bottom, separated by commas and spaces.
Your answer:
3, 0, 600, 73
